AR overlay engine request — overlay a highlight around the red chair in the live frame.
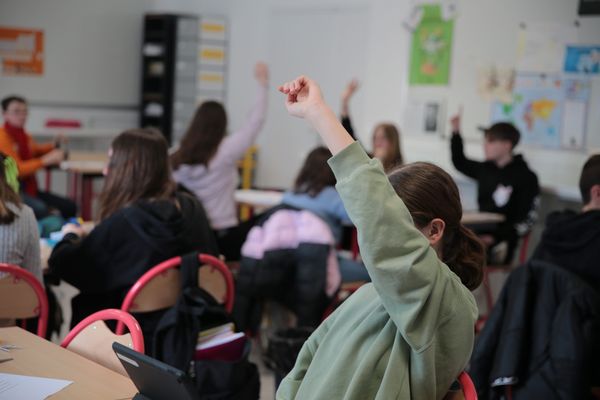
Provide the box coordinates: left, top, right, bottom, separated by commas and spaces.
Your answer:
116, 253, 235, 335
0, 263, 48, 338
61, 309, 144, 375
459, 371, 478, 400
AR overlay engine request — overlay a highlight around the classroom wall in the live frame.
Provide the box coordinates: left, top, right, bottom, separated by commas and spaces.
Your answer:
0, 0, 152, 106
212, 0, 600, 197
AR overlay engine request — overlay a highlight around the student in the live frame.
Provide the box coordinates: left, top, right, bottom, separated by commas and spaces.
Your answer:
532, 154, 600, 291
172, 63, 269, 260
0, 153, 42, 283
340, 79, 403, 172
0, 96, 76, 219
277, 76, 484, 399
450, 112, 539, 264
49, 129, 218, 327
281, 146, 369, 282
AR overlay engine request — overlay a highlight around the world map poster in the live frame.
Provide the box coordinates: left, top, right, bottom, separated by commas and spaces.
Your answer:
490, 73, 590, 150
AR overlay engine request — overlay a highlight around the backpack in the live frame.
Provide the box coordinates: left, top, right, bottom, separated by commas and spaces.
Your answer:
152, 252, 260, 399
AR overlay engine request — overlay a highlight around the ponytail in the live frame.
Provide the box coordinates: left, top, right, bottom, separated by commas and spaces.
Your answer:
443, 224, 485, 290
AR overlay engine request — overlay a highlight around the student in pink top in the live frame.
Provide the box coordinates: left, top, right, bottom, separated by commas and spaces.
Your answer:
171, 62, 269, 260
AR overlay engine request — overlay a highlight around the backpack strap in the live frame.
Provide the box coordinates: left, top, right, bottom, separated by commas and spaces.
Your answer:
180, 251, 200, 291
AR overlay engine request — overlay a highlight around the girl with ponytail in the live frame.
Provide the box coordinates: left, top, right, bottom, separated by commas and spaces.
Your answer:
276, 76, 485, 399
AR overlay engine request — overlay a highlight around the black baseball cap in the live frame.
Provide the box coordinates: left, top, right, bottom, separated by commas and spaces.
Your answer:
478, 122, 520, 148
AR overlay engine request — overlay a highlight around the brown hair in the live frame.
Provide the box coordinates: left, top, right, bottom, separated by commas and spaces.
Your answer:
99, 128, 176, 220
387, 162, 484, 290
171, 101, 227, 169
0, 153, 22, 224
293, 147, 335, 197
373, 123, 403, 172
580, 154, 600, 205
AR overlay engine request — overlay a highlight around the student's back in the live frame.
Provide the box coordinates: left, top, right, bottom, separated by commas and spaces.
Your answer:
532, 154, 600, 292
48, 129, 218, 327
0, 154, 41, 283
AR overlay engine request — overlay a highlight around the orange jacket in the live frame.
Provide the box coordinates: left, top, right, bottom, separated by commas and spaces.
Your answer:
0, 126, 55, 178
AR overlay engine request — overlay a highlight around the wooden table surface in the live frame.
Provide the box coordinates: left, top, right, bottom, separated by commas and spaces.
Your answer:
461, 211, 505, 225
0, 327, 137, 399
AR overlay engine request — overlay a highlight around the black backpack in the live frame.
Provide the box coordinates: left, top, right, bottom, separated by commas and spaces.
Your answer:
152, 252, 260, 399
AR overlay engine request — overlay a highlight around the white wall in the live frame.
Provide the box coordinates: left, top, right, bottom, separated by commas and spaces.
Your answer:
0, 0, 152, 106
222, 0, 600, 193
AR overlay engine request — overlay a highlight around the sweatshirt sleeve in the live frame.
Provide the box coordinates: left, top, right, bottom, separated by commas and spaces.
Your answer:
214, 84, 268, 163
328, 142, 470, 351
451, 133, 483, 180
30, 138, 55, 157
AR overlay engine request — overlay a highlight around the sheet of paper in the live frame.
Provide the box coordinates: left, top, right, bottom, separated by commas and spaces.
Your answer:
516, 22, 578, 73
561, 101, 586, 149
0, 373, 72, 400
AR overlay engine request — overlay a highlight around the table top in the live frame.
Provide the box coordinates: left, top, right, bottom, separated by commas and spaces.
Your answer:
59, 151, 108, 175
0, 327, 137, 399
234, 189, 283, 208
461, 211, 505, 225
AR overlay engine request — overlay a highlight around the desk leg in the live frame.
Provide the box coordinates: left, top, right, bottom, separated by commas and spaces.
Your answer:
81, 176, 93, 221
351, 228, 359, 260
45, 168, 52, 192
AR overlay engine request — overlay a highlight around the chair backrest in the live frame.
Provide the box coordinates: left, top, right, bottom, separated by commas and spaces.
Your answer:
116, 253, 234, 335
0, 263, 48, 337
459, 371, 478, 400
61, 309, 144, 376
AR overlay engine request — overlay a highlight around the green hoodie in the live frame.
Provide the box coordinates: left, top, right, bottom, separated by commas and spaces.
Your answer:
277, 142, 477, 400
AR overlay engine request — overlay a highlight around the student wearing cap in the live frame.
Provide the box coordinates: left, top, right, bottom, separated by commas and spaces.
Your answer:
532, 155, 600, 292
450, 112, 539, 264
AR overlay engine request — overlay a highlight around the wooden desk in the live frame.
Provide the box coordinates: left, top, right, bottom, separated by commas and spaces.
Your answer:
0, 327, 136, 399
461, 211, 505, 225
45, 151, 107, 221
234, 189, 283, 214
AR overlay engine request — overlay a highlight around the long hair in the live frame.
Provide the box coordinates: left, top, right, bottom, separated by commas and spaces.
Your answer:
293, 147, 336, 197
98, 128, 176, 220
373, 123, 403, 172
0, 153, 22, 224
387, 162, 485, 290
171, 101, 227, 169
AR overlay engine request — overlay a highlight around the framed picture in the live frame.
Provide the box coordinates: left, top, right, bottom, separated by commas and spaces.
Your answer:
579, 0, 600, 15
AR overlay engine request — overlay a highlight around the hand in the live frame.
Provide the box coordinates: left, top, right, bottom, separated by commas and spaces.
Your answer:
61, 223, 86, 238
278, 76, 326, 121
450, 107, 462, 134
254, 62, 269, 87
41, 149, 65, 167
341, 79, 359, 103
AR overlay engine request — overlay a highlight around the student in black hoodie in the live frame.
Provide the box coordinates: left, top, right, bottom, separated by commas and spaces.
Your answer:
49, 129, 218, 328
532, 154, 600, 291
450, 112, 539, 264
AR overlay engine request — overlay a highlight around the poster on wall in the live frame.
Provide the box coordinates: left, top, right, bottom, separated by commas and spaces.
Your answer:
515, 22, 578, 74
563, 45, 600, 74
0, 26, 44, 76
409, 4, 454, 86
490, 73, 590, 150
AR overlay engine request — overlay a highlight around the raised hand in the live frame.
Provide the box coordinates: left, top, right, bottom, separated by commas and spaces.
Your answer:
450, 106, 462, 134
341, 79, 359, 104
278, 76, 325, 120
254, 62, 269, 87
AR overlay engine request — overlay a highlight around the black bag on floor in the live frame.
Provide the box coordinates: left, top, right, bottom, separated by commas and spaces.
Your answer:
153, 252, 260, 400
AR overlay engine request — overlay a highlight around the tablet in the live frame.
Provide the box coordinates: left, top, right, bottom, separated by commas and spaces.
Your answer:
112, 342, 200, 400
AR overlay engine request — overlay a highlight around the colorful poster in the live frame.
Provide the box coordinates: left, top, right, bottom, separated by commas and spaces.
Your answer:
564, 45, 600, 74
0, 26, 44, 76
491, 74, 590, 150
409, 4, 454, 86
